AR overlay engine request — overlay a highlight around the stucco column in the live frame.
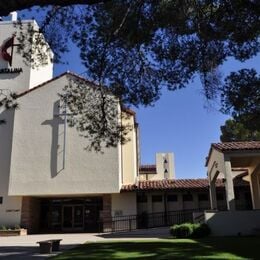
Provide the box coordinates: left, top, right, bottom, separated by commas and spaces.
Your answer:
102, 194, 112, 232
250, 171, 260, 209
224, 158, 236, 211
209, 180, 217, 210
20, 197, 40, 234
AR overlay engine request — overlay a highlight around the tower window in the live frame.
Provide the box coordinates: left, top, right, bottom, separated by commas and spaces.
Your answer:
0, 197, 3, 204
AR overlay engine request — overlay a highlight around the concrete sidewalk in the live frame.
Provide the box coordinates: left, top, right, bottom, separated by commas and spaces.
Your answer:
0, 227, 170, 259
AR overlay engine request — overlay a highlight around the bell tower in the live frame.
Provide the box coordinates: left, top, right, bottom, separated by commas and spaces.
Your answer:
0, 15, 53, 94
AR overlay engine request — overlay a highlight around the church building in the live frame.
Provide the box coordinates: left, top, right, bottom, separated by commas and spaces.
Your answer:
0, 17, 253, 234
0, 18, 141, 233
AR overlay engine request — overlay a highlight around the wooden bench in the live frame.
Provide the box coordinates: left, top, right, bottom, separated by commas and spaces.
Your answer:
37, 239, 62, 254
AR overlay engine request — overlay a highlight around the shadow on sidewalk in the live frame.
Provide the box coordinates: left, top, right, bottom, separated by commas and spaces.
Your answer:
0, 244, 77, 259
97, 227, 171, 239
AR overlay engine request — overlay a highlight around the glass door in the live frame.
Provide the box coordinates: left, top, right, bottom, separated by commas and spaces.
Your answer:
74, 205, 84, 229
63, 206, 73, 229
62, 205, 84, 231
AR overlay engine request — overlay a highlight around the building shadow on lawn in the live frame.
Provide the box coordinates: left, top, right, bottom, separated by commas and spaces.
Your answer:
200, 236, 260, 260
51, 239, 252, 260
0, 245, 76, 260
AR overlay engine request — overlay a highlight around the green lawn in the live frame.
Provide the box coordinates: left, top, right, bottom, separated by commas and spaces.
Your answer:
52, 237, 260, 260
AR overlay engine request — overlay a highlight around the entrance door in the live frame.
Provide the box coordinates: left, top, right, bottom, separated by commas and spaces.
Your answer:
62, 205, 84, 231
84, 204, 100, 232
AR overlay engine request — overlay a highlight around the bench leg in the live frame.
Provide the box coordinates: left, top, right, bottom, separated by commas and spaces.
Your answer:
52, 241, 61, 251
39, 243, 52, 254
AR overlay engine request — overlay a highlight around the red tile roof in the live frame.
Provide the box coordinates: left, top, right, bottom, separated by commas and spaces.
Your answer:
139, 165, 157, 174
212, 142, 260, 152
206, 141, 260, 166
121, 178, 249, 192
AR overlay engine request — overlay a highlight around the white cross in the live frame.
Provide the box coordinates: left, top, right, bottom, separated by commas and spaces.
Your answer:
55, 95, 73, 170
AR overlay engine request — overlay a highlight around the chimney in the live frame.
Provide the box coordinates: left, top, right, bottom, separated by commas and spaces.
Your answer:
10, 12, 17, 21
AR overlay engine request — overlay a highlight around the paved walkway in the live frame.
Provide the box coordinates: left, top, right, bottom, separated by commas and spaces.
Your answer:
0, 227, 170, 259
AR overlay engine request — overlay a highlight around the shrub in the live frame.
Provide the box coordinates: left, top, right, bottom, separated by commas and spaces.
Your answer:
192, 223, 211, 238
170, 223, 193, 238
170, 223, 210, 238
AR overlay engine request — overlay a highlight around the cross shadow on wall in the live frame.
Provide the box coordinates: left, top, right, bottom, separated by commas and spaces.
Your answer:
41, 100, 65, 178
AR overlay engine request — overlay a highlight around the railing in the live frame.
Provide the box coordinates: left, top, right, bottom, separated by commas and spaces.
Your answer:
101, 209, 204, 233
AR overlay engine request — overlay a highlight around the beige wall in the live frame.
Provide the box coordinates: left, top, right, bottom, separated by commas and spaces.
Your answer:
207, 147, 260, 210
0, 20, 53, 94
205, 210, 260, 236
111, 192, 137, 217
137, 189, 249, 214
207, 149, 225, 181
8, 75, 121, 196
121, 114, 138, 184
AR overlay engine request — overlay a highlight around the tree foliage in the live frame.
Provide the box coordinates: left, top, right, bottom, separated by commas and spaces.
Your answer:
29, 1, 259, 105
0, 1, 259, 149
220, 69, 260, 131
220, 119, 260, 142
59, 77, 131, 152
0, 91, 17, 125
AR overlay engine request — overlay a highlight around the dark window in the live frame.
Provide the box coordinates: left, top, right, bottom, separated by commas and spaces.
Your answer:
183, 194, 193, 201
0, 197, 3, 204
167, 195, 178, 202
152, 195, 162, 202
137, 195, 147, 203
198, 193, 209, 201
217, 193, 224, 200
234, 190, 240, 200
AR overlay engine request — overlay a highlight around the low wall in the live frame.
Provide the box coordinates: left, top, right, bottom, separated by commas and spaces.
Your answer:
205, 210, 260, 236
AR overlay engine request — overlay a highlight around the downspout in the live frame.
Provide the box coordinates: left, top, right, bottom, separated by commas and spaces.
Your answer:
164, 191, 168, 225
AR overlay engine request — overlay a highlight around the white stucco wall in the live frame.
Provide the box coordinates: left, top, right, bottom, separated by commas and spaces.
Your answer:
111, 192, 137, 216
8, 74, 121, 196
207, 149, 225, 181
0, 20, 53, 94
205, 210, 260, 236
121, 114, 138, 184
0, 109, 22, 226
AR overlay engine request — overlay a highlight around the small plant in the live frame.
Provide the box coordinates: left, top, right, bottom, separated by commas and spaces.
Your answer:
14, 224, 21, 230
170, 223, 210, 238
0, 225, 7, 231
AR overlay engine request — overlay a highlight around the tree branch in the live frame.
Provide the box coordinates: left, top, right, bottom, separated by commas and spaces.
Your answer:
0, 0, 111, 16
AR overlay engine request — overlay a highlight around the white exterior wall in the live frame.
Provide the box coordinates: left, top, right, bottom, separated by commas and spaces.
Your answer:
207, 149, 225, 181
8, 75, 121, 196
0, 109, 22, 226
121, 115, 138, 184
205, 210, 260, 236
0, 20, 53, 94
111, 193, 137, 217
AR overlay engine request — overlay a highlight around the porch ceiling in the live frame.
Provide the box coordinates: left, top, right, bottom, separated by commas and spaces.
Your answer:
230, 156, 260, 168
